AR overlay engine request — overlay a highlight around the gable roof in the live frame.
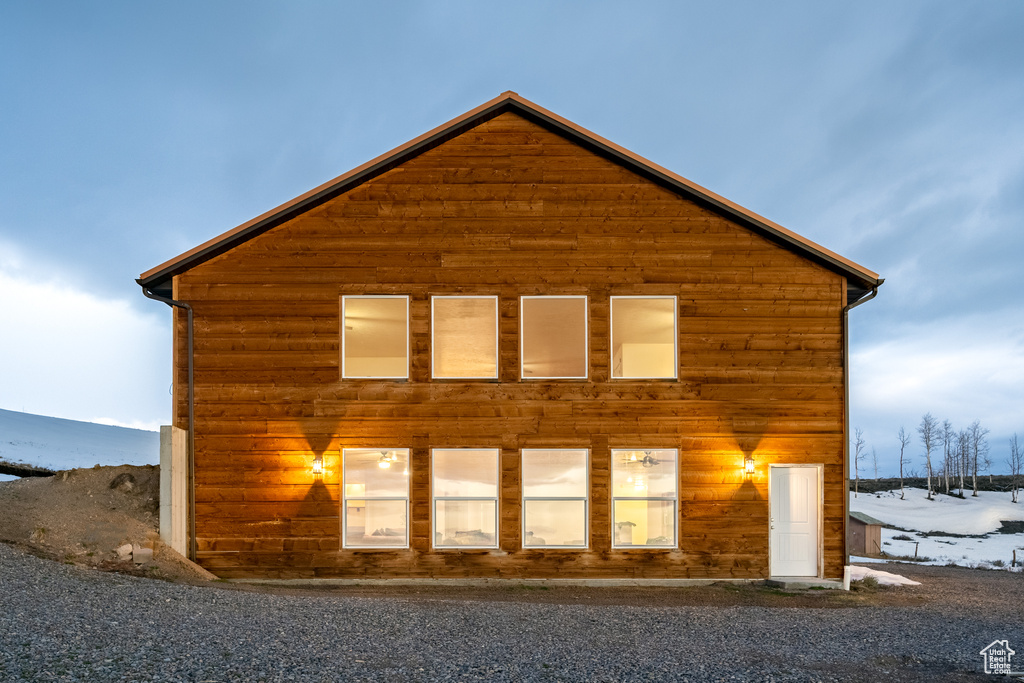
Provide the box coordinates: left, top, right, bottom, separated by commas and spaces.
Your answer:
849, 511, 886, 526
138, 91, 883, 301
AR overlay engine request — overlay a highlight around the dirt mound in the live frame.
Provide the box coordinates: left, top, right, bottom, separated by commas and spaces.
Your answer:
0, 464, 211, 583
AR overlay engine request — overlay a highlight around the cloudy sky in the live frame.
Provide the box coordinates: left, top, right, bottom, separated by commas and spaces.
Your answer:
1, 1, 1022, 475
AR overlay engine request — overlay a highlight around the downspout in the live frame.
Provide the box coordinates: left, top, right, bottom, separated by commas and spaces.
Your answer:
140, 286, 196, 562
841, 282, 880, 571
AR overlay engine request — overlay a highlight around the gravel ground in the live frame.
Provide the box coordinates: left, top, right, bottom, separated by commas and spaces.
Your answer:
1, 543, 1021, 682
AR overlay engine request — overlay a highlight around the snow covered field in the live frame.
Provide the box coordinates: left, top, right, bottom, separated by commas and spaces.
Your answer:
0, 408, 158, 481
851, 487, 1024, 571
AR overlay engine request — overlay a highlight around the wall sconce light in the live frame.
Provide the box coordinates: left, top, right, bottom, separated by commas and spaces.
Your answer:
744, 455, 755, 478
312, 456, 324, 480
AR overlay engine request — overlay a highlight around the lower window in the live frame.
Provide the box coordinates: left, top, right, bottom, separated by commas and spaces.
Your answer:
522, 449, 588, 548
432, 448, 500, 548
611, 449, 678, 548
342, 448, 409, 548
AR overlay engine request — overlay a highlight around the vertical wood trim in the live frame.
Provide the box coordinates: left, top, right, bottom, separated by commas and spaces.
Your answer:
591, 435, 610, 551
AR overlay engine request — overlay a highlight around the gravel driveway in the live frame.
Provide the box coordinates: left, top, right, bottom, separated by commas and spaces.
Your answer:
1, 543, 1020, 682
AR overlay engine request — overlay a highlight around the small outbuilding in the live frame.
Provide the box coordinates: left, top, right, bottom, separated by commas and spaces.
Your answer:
848, 511, 885, 557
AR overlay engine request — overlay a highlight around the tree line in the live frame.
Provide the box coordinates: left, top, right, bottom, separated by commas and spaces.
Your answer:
852, 414, 1023, 504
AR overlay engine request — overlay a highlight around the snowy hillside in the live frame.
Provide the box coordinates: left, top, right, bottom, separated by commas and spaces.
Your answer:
0, 408, 158, 480
851, 487, 1024, 570
851, 487, 1024, 535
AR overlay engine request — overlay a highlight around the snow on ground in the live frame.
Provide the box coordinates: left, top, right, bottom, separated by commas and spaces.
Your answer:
851, 487, 1024, 535
851, 487, 1024, 571
0, 408, 158, 479
849, 565, 920, 586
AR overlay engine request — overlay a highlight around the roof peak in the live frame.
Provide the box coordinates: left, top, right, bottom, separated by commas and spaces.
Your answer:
139, 92, 881, 299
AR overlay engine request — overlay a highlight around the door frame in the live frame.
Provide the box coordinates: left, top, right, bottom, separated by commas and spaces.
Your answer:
768, 464, 824, 578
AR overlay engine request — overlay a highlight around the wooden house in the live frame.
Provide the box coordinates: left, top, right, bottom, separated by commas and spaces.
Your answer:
138, 92, 882, 581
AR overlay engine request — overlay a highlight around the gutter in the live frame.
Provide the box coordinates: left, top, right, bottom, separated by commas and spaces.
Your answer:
841, 282, 881, 569
140, 284, 197, 562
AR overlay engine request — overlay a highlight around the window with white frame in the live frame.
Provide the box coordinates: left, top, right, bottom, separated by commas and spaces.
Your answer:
431, 296, 498, 379
520, 296, 588, 379
342, 448, 410, 548
611, 449, 678, 548
432, 448, 499, 548
522, 449, 588, 548
341, 295, 409, 379
610, 296, 677, 379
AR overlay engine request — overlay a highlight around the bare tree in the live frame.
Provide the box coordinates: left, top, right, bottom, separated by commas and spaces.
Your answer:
918, 413, 938, 500
956, 429, 970, 497
853, 427, 865, 498
951, 421, 964, 492
968, 420, 989, 497
942, 419, 954, 494
1009, 434, 1022, 504
871, 447, 879, 481
897, 426, 911, 500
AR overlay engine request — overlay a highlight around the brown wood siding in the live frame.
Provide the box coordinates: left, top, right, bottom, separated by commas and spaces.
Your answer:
174, 112, 847, 579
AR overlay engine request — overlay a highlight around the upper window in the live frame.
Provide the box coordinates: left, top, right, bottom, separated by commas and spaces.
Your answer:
611, 449, 678, 548
520, 296, 588, 379
342, 448, 410, 548
431, 296, 498, 379
342, 295, 409, 379
432, 448, 500, 549
522, 449, 588, 548
610, 296, 677, 379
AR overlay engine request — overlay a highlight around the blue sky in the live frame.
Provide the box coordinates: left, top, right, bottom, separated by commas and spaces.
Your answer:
1, 1, 1022, 475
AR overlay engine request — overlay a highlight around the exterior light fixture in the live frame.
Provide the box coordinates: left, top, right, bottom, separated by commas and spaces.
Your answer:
744, 455, 755, 478
312, 456, 324, 479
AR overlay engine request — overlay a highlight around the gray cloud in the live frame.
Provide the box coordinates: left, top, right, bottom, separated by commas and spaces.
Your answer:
1, 0, 1022, 456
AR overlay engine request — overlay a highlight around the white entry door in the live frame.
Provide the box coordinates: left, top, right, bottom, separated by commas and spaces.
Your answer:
769, 465, 820, 577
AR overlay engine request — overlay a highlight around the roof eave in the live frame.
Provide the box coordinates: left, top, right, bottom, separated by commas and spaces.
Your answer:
501, 95, 882, 292
138, 93, 524, 289
138, 91, 882, 295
